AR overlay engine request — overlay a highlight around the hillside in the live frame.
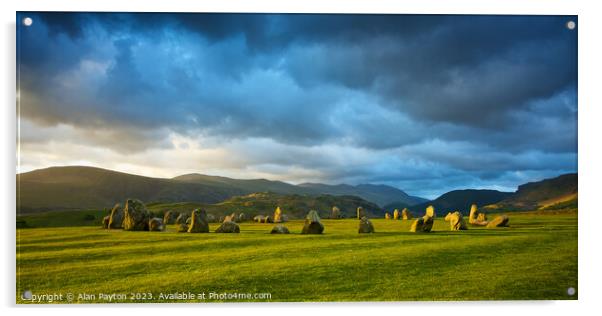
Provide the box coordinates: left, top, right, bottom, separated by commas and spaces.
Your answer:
17, 166, 242, 212
147, 192, 382, 219
17, 166, 420, 213
176, 174, 426, 207
409, 189, 513, 215
298, 183, 427, 207
485, 173, 578, 211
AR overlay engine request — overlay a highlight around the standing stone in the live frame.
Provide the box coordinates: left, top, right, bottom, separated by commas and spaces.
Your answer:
444, 211, 468, 231
223, 212, 237, 223
108, 204, 124, 229
331, 206, 341, 219
102, 215, 110, 229
302, 210, 324, 234
393, 209, 400, 220
409, 217, 423, 232
486, 215, 510, 228
409, 216, 434, 232
358, 216, 375, 233
410, 205, 435, 232
215, 221, 240, 233
162, 210, 179, 225
402, 208, 413, 220
385, 212, 391, 219
425, 205, 436, 218
175, 213, 190, 232
274, 207, 284, 223
477, 213, 487, 222
271, 224, 290, 234
188, 209, 210, 233
356, 207, 366, 220
123, 199, 151, 231
149, 217, 165, 231
469, 204, 488, 226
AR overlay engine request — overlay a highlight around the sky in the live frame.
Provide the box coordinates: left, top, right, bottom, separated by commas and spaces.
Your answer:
16, 13, 578, 199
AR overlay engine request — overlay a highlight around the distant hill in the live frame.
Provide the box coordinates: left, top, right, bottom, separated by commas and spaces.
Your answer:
409, 189, 513, 215
168, 173, 425, 207
485, 173, 577, 211
296, 183, 427, 207
382, 201, 412, 212
17, 166, 422, 213
17, 166, 242, 212
172, 173, 303, 195
147, 192, 382, 219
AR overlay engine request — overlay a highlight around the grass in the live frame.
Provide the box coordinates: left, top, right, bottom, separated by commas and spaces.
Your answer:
16, 213, 577, 303
17, 209, 108, 228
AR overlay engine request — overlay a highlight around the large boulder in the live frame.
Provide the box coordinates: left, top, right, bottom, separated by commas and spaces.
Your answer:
102, 215, 110, 229
162, 210, 179, 225
188, 209, 210, 233
175, 213, 190, 232
444, 211, 468, 231
330, 206, 342, 219
356, 207, 366, 220
123, 199, 151, 231
486, 215, 510, 228
302, 210, 324, 234
393, 209, 400, 220
358, 216, 375, 233
108, 204, 124, 229
149, 217, 165, 231
215, 221, 240, 233
402, 208, 412, 220
469, 204, 489, 226
254, 215, 266, 223
270, 224, 290, 234
273, 207, 284, 223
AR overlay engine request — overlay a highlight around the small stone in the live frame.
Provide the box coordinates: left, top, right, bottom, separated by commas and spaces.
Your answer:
215, 221, 240, 233
149, 217, 165, 231
486, 215, 510, 228
358, 216, 375, 233
270, 225, 290, 234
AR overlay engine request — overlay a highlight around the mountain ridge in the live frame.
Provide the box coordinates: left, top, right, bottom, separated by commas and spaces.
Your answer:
17, 165, 424, 212
408, 189, 513, 215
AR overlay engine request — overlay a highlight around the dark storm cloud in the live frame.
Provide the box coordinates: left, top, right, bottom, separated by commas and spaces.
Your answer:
17, 12, 577, 197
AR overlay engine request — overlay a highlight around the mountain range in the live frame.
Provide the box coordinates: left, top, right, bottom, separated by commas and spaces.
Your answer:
16, 166, 577, 216
408, 189, 513, 215
484, 173, 578, 211
17, 166, 425, 213
405, 173, 577, 215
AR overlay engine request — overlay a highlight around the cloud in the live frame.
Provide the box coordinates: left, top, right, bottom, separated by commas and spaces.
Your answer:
16, 12, 578, 198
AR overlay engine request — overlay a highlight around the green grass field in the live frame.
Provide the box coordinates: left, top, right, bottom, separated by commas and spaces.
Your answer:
16, 213, 577, 303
